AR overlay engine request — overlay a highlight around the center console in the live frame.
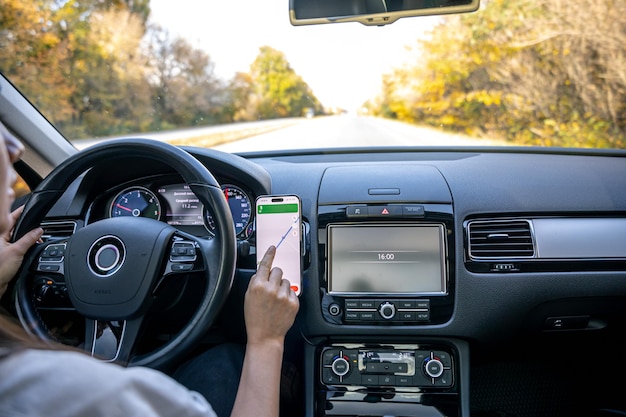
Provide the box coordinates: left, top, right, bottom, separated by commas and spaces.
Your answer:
305, 165, 467, 416
307, 339, 468, 417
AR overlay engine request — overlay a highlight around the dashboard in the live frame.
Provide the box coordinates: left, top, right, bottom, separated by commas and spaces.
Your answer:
28, 145, 626, 417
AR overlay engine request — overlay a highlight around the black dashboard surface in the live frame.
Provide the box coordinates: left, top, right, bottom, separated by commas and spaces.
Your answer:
41, 146, 626, 344
241, 148, 626, 340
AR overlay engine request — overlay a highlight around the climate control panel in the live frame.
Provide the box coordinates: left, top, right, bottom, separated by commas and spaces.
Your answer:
320, 344, 454, 389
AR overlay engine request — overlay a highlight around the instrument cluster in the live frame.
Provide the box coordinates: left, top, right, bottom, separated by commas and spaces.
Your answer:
106, 181, 254, 239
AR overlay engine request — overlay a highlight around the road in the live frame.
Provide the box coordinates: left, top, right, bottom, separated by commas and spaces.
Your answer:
214, 115, 510, 152
74, 115, 511, 151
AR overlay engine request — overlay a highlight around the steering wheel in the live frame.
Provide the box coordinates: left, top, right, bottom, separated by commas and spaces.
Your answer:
11, 139, 237, 370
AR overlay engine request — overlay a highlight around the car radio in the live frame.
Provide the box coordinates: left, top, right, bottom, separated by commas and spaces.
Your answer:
317, 204, 456, 326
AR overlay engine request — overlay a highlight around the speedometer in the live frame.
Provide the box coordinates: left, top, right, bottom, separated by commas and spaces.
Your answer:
205, 184, 252, 236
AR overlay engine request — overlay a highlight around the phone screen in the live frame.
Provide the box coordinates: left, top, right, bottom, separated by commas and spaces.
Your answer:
255, 195, 302, 295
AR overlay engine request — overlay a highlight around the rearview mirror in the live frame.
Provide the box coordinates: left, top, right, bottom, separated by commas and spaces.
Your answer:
289, 0, 480, 26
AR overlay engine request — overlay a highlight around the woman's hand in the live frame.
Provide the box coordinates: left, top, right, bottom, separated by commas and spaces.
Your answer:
244, 245, 299, 347
0, 206, 43, 298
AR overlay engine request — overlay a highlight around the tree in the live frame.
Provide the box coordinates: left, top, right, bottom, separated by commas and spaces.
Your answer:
249, 46, 322, 119
371, 0, 626, 148
146, 26, 225, 129
222, 72, 257, 122
0, 0, 74, 124
0, 0, 153, 138
76, 7, 152, 136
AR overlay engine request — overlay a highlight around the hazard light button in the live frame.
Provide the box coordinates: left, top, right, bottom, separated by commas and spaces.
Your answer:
368, 205, 402, 217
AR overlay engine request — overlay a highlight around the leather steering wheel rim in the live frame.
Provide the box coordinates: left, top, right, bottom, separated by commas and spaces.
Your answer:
12, 138, 237, 370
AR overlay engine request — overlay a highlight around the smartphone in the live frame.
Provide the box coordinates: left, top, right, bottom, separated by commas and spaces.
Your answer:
255, 194, 302, 296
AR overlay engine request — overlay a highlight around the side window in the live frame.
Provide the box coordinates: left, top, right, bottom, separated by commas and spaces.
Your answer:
13, 174, 30, 199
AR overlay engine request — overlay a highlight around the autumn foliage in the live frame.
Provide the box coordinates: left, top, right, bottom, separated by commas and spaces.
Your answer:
0, 0, 321, 139
369, 0, 626, 148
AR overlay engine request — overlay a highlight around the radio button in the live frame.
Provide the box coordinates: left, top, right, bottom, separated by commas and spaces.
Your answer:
345, 311, 359, 321
359, 311, 377, 320
397, 300, 416, 309
398, 311, 415, 320
359, 300, 377, 309
416, 312, 430, 321
345, 300, 359, 309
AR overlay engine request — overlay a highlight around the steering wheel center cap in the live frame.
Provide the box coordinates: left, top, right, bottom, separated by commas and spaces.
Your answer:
88, 235, 126, 277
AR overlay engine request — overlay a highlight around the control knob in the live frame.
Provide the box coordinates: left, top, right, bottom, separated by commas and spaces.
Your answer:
331, 356, 350, 377
424, 357, 444, 378
379, 301, 396, 320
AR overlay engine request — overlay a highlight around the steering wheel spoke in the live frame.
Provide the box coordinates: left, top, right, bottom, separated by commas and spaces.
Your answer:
84, 318, 144, 364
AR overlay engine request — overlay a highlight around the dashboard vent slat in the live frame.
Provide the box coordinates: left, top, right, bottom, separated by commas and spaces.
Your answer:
468, 220, 535, 259
41, 221, 77, 242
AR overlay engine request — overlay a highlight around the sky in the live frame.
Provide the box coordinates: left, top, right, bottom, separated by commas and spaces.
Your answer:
148, 0, 439, 112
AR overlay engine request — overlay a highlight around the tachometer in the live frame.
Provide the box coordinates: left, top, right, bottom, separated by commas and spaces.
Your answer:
204, 184, 252, 236
110, 186, 161, 220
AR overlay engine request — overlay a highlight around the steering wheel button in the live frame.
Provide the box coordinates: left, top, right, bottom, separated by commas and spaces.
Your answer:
171, 263, 193, 272
38, 264, 60, 272
40, 256, 63, 262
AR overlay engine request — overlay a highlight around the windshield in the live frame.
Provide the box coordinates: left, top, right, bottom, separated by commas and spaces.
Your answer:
1, 0, 624, 151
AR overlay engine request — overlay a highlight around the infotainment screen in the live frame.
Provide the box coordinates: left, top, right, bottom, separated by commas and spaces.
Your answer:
327, 224, 447, 295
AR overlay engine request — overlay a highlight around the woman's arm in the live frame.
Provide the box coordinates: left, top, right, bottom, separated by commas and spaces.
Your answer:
230, 245, 300, 417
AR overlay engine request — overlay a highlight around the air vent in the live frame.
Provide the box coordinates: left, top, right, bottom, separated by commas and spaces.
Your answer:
468, 220, 535, 259
41, 221, 77, 242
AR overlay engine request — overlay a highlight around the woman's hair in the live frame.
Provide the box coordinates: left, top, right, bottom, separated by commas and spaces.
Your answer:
0, 308, 54, 355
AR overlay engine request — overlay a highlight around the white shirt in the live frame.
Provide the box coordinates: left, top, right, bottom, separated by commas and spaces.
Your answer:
0, 349, 217, 417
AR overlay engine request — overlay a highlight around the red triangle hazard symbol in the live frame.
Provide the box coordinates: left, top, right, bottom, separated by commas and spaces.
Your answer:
381, 208, 389, 215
